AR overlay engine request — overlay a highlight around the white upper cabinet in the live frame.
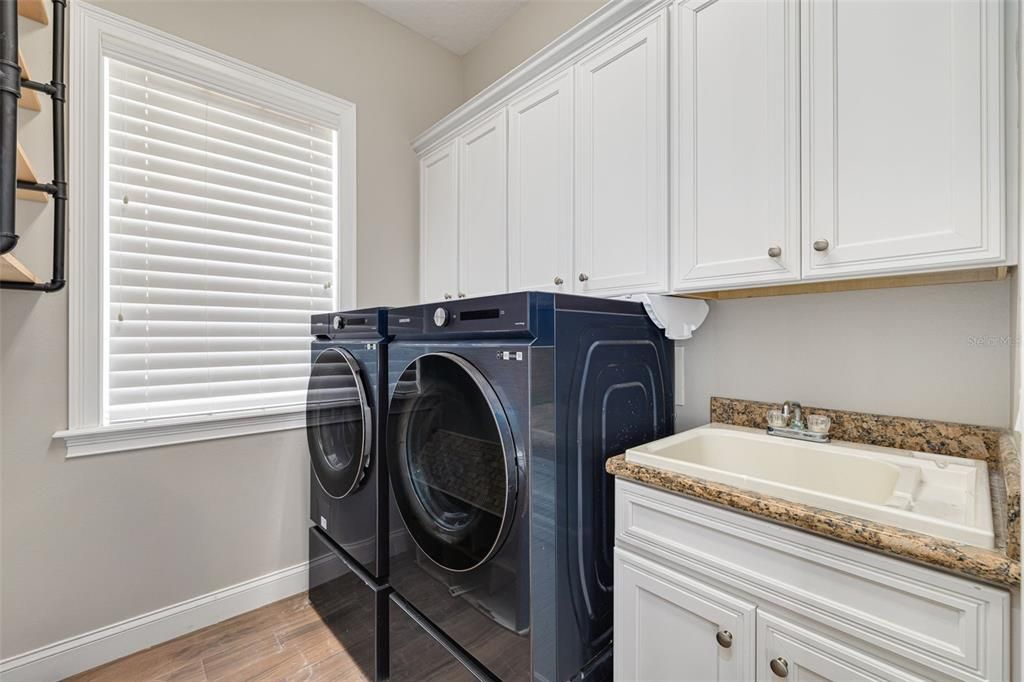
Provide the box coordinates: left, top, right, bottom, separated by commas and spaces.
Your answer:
801, 0, 1006, 279
508, 70, 574, 293
415, 0, 1014, 301
420, 141, 459, 303
457, 110, 509, 299
575, 11, 669, 295
672, 0, 800, 292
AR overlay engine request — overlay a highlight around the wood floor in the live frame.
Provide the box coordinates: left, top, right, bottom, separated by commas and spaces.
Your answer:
67, 577, 375, 682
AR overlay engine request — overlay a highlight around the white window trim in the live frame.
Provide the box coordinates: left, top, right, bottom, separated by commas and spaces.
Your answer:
57, 1, 357, 458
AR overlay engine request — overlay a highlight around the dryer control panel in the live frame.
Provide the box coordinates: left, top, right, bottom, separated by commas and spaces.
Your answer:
389, 292, 544, 340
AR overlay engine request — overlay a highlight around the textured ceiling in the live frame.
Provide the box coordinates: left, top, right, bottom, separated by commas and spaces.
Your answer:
359, 0, 527, 55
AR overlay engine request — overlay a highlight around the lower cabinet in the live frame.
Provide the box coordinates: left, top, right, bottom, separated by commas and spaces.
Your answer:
613, 480, 1014, 682
615, 550, 755, 681
616, 549, 932, 682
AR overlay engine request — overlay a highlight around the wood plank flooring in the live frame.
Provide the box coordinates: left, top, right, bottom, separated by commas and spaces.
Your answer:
67, 573, 374, 682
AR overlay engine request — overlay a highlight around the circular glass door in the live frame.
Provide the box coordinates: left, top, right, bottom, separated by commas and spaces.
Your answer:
307, 347, 372, 499
387, 353, 517, 573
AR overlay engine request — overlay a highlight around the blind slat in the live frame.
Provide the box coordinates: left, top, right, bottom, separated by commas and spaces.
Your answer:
109, 182, 333, 233
110, 148, 333, 207
111, 267, 333, 298
111, 217, 334, 260
111, 162, 334, 219
109, 112, 334, 182
109, 254, 332, 287
111, 349, 309, 371
108, 91, 334, 164
110, 363, 311, 389
109, 61, 333, 144
105, 56, 338, 424
110, 131, 334, 195
109, 390, 308, 423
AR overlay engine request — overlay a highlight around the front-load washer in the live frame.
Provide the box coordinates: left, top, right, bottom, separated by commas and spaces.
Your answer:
385, 292, 673, 682
307, 308, 390, 580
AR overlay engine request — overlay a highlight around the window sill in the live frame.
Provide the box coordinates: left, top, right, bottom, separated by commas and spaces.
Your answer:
54, 406, 307, 458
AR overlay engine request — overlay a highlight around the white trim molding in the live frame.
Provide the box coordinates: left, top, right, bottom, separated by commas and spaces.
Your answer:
0, 561, 310, 682
412, 0, 671, 156
54, 406, 307, 458
65, 1, 357, 456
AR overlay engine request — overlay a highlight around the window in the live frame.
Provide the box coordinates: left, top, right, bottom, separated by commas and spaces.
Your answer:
60, 2, 356, 456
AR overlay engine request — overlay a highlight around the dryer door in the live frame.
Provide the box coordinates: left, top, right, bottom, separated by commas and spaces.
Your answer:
387, 352, 518, 573
307, 347, 372, 499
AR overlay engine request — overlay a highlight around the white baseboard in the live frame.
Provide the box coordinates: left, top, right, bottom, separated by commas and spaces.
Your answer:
0, 561, 310, 682
1, 528, 413, 682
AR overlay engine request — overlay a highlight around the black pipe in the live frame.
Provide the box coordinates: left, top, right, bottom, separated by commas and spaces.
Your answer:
1, 0, 66, 292
47, 0, 66, 292
0, 0, 20, 255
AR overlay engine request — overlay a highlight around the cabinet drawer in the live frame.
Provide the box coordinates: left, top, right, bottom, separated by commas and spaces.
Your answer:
615, 480, 1010, 680
756, 610, 926, 682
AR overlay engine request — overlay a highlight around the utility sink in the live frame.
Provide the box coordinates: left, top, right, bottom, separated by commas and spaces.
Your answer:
626, 424, 994, 549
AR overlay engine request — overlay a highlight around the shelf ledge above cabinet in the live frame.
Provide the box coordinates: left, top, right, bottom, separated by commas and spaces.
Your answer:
678, 267, 1009, 301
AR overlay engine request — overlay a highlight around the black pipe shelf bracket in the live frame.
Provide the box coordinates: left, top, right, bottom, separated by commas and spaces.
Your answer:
1, 0, 68, 292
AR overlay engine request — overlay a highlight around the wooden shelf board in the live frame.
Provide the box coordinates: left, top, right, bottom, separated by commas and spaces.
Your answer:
15, 143, 48, 202
0, 252, 39, 284
678, 267, 1010, 301
17, 50, 41, 111
17, 0, 49, 25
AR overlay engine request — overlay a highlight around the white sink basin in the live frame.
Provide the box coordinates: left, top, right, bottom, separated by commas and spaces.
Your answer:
626, 424, 994, 549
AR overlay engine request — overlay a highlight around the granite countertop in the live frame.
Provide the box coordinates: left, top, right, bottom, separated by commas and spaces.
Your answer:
607, 397, 1021, 588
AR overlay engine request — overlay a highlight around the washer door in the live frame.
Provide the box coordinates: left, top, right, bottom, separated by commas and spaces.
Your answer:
307, 347, 372, 499
387, 353, 518, 573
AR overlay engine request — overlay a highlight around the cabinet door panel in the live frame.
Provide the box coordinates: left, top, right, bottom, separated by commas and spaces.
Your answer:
508, 70, 574, 293
458, 110, 508, 299
673, 0, 800, 291
615, 549, 756, 682
420, 142, 459, 303
802, 0, 1004, 278
756, 611, 927, 682
576, 12, 668, 295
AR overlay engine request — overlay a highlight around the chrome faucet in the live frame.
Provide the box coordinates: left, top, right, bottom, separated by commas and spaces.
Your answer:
768, 399, 829, 443
782, 400, 804, 430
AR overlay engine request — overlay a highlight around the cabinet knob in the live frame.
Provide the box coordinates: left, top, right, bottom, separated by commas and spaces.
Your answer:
578, 273, 589, 282
715, 630, 733, 649
767, 246, 782, 258
813, 239, 830, 252
443, 293, 452, 300
553, 276, 564, 286
458, 292, 466, 299
769, 657, 789, 678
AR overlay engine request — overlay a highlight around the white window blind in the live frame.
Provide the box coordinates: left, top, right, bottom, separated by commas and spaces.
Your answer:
105, 58, 339, 424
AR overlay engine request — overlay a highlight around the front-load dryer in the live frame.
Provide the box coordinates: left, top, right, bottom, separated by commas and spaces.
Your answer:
307, 308, 390, 580
384, 293, 673, 682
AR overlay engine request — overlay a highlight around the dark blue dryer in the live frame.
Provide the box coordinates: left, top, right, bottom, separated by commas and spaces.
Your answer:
307, 307, 390, 579
384, 292, 673, 682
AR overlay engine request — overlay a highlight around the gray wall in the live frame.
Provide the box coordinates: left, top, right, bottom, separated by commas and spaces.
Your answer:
1, 0, 463, 659
460, 0, 606, 99
675, 280, 1013, 431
